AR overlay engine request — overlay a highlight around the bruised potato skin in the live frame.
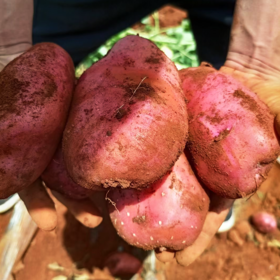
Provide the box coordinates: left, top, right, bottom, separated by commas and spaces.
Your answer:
180, 64, 280, 199
41, 144, 92, 200
0, 43, 75, 198
107, 154, 209, 251
63, 35, 188, 190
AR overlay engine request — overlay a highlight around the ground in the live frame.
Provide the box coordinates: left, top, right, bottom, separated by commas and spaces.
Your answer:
9, 161, 280, 280
0, 5, 280, 280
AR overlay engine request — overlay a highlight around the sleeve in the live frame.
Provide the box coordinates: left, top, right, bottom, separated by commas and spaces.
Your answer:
0, 0, 34, 70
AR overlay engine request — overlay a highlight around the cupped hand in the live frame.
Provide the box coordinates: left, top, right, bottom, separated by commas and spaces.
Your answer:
155, 194, 233, 265
0, 54, 102, 231
18, 179, 103, 231
175, 195, 233, 266
156, 58, 280, 266
220, 61, 280, 135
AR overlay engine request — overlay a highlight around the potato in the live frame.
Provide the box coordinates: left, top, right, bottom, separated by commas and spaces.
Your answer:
251, 212, 277, 234
41, 144, 92, 200
180, 64, 280, 199
63, 35, 188, 190
0, 43, 75, 198
103, 252, 142, 278
107, 154, 209, 251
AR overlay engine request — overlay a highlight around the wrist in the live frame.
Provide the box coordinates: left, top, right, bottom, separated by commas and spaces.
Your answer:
226, 0, 280, 80
224, 52, 280, 81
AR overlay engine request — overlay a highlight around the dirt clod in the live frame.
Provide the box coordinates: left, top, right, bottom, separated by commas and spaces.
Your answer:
228, 229, 244, 246
235, 220, 252, 239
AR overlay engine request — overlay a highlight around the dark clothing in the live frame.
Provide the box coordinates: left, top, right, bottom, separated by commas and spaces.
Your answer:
33, 0, 235, 68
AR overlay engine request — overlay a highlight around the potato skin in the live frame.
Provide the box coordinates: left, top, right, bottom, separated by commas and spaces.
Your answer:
107, 154, 209, 251
0, 43, 75, 198
63, 35, 188, 190
41, 144, 92, 200
180, 65, 280, 199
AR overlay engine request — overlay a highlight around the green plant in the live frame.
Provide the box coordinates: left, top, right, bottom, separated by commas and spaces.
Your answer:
75, 12, 198, 77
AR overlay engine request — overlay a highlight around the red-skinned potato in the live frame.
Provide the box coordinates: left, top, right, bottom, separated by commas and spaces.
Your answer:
103, 252, 142, 278
0, 43, 75, 198
180, 64, 280, 199
63, 35, 188, 191
107, 153, 209, 251
41, 144, 92, 200
251, 212, 277, 234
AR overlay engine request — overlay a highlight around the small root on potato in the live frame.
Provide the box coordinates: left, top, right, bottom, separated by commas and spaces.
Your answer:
105, 190, 120, 214
159, 246, 167, 252
114, 76, 147, 119
129, 76, 147, 101
246, 176, 260, 201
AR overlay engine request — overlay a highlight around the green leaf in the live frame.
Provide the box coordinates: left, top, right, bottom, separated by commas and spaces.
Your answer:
267, 239, 280, 248
256, 191, 265, 200
141, 16, 150, 25
52, 276, 67, 280
48, 262, 65, 272
72, 274, 91, 280
75, 13, 198, 76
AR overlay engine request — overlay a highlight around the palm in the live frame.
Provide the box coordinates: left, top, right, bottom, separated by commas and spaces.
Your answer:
220, 66, 280, 130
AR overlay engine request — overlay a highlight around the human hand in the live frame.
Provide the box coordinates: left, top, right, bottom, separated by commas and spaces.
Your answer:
1, 50, 103, 231
220, 62, 280, 136
18, 179, 103, 231
156, 57, 280, 266
0, 62, 101, 231
155, 193, 233, 265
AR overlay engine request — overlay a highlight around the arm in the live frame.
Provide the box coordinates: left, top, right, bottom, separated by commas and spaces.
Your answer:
0, 0, 33, 70
225, 0, 280, 80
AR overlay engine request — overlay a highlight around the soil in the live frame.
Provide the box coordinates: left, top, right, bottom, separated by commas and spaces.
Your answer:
10, 162, 280, 280
13, 193, 148, 280
1, 5, 280, 280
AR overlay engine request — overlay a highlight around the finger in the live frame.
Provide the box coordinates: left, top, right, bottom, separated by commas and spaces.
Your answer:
175, 196, 233, 267
155, 248, 175, 263
51, 190, 103, 228
19, 179, 57, 231
175, 211, 229, 266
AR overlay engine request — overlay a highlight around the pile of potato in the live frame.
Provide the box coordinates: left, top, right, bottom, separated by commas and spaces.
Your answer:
0, 35, 279, 251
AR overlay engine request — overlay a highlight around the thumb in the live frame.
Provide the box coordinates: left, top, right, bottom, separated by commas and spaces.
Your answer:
175, 206, 230, 267
175, 196, 233, 267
